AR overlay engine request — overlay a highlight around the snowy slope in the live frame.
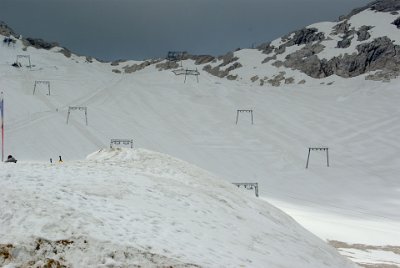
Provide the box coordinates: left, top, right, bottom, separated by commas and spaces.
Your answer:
0, 148, 357, 267
1, 1, 400, 266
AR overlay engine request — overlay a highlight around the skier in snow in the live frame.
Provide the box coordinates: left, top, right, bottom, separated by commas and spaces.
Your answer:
4, 155, 17, 163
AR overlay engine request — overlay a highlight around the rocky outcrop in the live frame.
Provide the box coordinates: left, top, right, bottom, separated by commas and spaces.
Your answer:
290, 28, 325, 46
365, 70, 399, 81
59, 48, 72, 58
282, 37, 400, 79
202, 52, 242, 78
332, 20, 351, 35
334, 25, 371, 48
24, 38, 59, 50
189, 55, 215, 65
156, 61, 180, 71
284, 77, 295, 84
267, 72, 286, 86
257, 42, 275, 54
203, 62, 242, 78
268, 27, 325, 57
250, 75, 259, 82
122, 59, 161, 73
392, 17, 400, 28
110, 60, 128, 66
217, 52, 239, 66
340, 0, 400, 20
0, 21, 17, 37
356, 26, 372, 41
262, 55, 277, 64
337, 38, 352, 48
284, 43, 325, 65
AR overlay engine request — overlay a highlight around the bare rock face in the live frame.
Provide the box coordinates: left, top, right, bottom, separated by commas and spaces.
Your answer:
332, 20, 351, 35
365, 70, 399, 81
340, 0, 400, 20
274, 45, 286, 55
290, 28, 325, 46
155, 61, 180, 71
349, 36, 400, 74
262, 55, 277, 64
392, 17, 400, 28
283, 37, 400, 79
25, 38, 59, 50
270, 27, 325, 58
356, 26, 372, 41
283, 43, 326, 76
285, 77, 295, 84
202, 52, 242, 78
267, 72, 286, 87
0, 21, 16, 37
110, 60, 127, 66
337, 38, 352, 48
272, 60, 284, 68
59, 48, 72, 58
257, 42, 275, 54
369, 0, 400, 12
334, 25, 371, 49
123, 59, 161, 73
203, 62, 242, 78
189, 55, 215, 65
218, 52, 239, 66
250, 75, 259, 82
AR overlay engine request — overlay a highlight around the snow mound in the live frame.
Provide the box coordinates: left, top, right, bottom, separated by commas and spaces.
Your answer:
0, 149, 356, 267
86, 147, 140, 162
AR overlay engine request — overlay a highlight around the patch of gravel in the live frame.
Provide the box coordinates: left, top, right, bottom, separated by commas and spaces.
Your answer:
0, 237, 201, 268
329, 240, 400, 268
122, 59, 162, 73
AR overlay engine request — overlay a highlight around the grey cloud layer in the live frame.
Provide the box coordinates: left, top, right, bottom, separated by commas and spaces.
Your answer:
0, 0, 369, 61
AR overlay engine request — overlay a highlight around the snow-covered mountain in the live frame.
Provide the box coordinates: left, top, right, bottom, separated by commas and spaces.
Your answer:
1, 0, 400, 267
106, 0, 400, 85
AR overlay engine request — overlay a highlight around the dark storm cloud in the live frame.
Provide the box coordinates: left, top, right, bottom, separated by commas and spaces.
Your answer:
0, 0, 369, 61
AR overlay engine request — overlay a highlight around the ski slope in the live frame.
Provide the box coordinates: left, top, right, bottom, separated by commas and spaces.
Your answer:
1, 22, 400, 266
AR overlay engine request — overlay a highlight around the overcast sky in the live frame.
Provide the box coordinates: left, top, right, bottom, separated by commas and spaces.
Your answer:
0, 0, 370, 61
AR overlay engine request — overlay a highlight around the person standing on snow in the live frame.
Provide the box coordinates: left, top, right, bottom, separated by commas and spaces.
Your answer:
4, 155, 17, 163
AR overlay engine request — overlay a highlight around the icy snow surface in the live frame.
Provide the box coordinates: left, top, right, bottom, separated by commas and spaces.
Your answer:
0, 148, 355, 267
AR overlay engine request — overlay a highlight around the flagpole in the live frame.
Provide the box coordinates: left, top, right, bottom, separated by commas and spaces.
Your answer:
1, 91, 3, 162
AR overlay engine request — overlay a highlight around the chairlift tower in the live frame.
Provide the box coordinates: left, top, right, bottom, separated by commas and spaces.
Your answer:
232, 182, 259, 197
33, 80, 51, 95
172, 68, 200, 83
66, 106, 88, 126
236, 109, 254, 124
306, 147, 329, 168
16, 55, 31, 68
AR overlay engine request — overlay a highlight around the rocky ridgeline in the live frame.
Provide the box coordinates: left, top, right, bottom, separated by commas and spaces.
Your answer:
181, 0, 400, 84
252, 0, 400, 83
0, 21, 17, 37
0, 20, 73, 59
198, 0, 400, 84
2, 0, 400, 83
339, 0, 400, 20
